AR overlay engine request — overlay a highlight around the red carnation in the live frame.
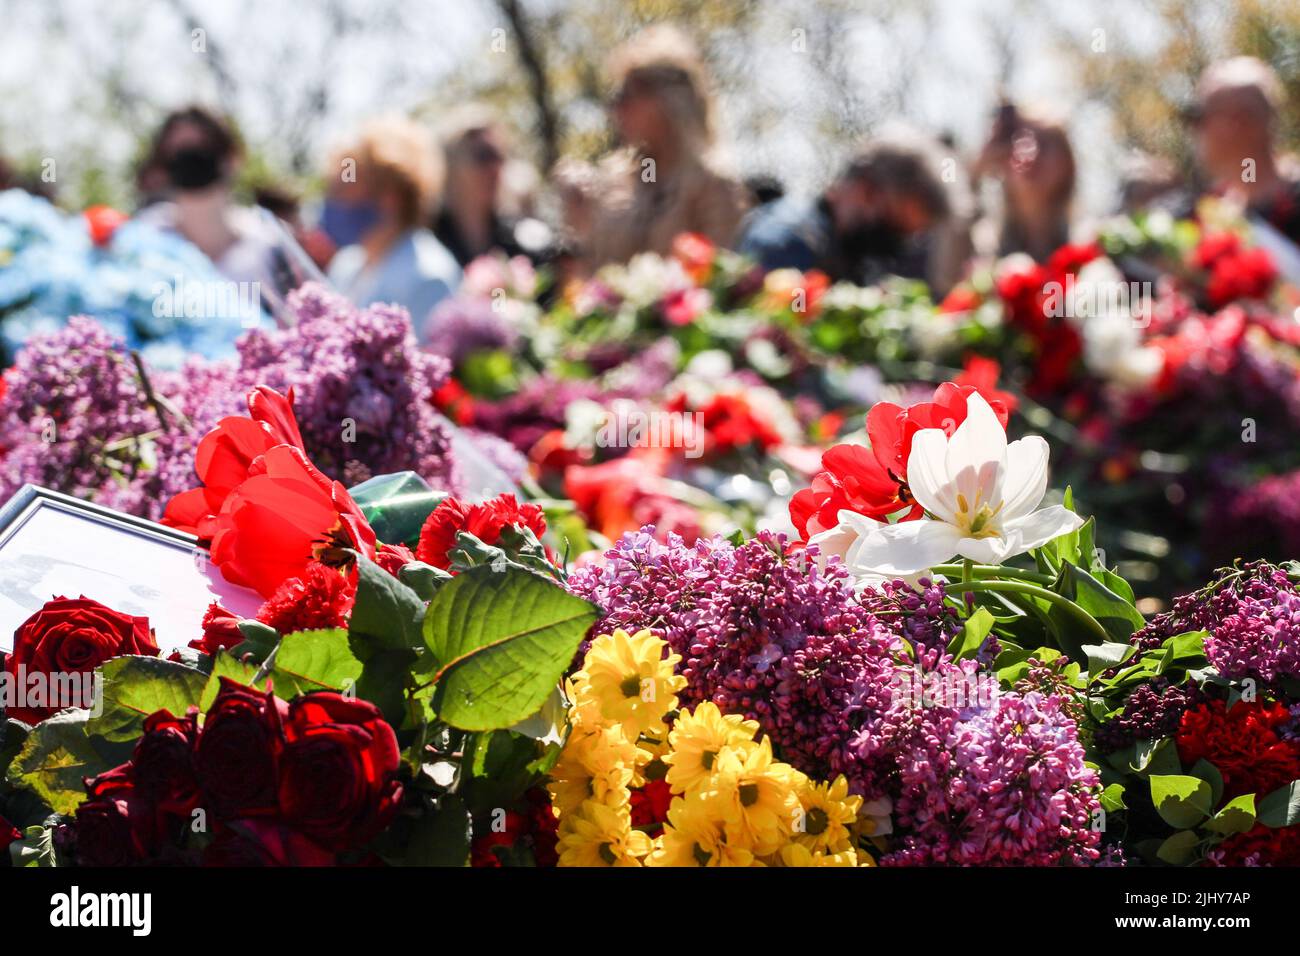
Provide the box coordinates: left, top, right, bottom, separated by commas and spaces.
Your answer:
1208, 822, 1300, 867
256, 562, 356, 635
1176, 699, 1300, 800
629, 778, 673, 831
416, 493, 548, 570
4, 596, 158, 724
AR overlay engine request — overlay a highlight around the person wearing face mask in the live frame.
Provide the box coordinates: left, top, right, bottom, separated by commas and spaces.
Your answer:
740, 132, 966, 296
321, 116, 461, 343
135, 106, 283, 290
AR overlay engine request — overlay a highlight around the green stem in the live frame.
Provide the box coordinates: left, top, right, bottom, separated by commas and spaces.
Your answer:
944, 579, 1111, 646
932, 563, 1054, 585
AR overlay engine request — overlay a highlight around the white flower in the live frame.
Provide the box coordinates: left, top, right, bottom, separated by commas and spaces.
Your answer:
842, 394, 1083, 578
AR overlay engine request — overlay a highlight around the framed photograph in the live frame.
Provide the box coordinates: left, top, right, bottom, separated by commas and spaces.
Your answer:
0, 485, 262, 654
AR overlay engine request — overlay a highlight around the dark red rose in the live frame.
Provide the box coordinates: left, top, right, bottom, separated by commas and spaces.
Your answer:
190, 602, 245, 656
74, 767, 166, 866
203, 819, 335, 866
277, 693, 402, 851
193, 679, 286, 820
131, 709, 200, 817
255, 562, 355, 635
4, 596, 158, 724
375, 542, 417, 577
0, 813, 19, 853
416, 494, 548, 570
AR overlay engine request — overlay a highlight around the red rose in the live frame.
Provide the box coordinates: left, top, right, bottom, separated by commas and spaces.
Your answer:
193, 679, 286, 820
629, 778, 673, 830
203, 819, 335, 867
190, 602, 245, 657
4, 596, 158, 724
255, 562, 355, 635
416, 493, 548, 570
74, 767, 169, 866
277, 692, 402, 851
130, 709, 200, 817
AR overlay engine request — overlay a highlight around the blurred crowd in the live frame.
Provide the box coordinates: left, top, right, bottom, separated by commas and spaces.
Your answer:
4, 25, 1298, 341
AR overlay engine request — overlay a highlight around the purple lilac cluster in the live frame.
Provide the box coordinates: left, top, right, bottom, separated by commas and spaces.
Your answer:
1093, 681, 1203, 755
880, 690, 1102, 866
0, 284, 462, 520
424, 296, 521, 367
567, 528, 901, 793
1133, 562, 1300, 688
858, 576, 964, 659
571, 528, 1104, 863
0, 316, 162, 505
231, 284, 458, 489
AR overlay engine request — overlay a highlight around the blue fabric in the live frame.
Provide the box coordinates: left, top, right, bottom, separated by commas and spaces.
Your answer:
738, 196, 831, 273
0, 189, 268, 367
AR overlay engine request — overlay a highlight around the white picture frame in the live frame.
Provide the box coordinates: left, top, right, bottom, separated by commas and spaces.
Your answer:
0, 485, 263, 655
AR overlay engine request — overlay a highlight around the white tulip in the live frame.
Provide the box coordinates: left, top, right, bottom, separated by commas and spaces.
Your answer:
842, 394, 1083, 578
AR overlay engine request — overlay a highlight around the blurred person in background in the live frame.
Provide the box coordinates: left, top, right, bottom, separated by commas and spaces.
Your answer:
972, 103, 1076, 263
1117, 151, 1185, 214
136, 105, 281, 286
740, 132, 967, 295
584, 25, 748, 269
1187, 56, 1300, 245
322, 115, 460, 341
434, 108, 549, 266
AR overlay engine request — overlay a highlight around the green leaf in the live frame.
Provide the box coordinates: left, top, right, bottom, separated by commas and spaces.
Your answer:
10, 825, 57, 867
1189, 759, 1224, 808
399, 561, 453, 601
1156, 829, 1200, 866
6, 710, 112, 815
948, 607, 994, 661
199, 650, 264, 711
1052, 562, 1145, 644
1206, 794, 1256, 835
459, 730, 553, 816
1257, 780, 1300, 828
86, 656, 207, 743
1100, 782, 1127, 813
234, 621, 280, 663
262, 629, 363, 698
0, 717, 32, 780
349, 553, 427, 650
424, 564, 598, 731
1150, 774, 1213, 829
1083, 641, 1135, 678
399, 795, 472, 866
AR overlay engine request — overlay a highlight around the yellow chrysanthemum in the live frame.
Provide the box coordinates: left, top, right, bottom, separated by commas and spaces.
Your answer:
556, 800, 652, 867
662, 701, 759, 794
571, 629, 685, 740
646, 792, 757, 867
792, 774, 863, 853
778, 843, 862, 867
634, 732, 671, 789
546, 723, 642, 816
707, 736, 800, 856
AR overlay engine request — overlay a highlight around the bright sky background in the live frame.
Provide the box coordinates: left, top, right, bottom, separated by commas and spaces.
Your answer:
0, 0, 1233, 214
